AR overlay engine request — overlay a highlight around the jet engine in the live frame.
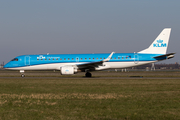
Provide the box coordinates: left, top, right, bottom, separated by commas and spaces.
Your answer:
60, 66, 78, 75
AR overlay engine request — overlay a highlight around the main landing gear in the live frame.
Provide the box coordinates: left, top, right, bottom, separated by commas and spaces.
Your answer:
85, 72, 92, 77
20, 70, 25, 78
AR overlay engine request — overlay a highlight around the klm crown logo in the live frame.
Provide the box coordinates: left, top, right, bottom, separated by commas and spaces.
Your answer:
157, 39, 163, 43
37, 55, 45, 59
153, 39, 166, 47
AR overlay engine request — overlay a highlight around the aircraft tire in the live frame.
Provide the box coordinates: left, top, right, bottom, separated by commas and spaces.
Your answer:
85, 72, 92, 77
21, 74, 25, 78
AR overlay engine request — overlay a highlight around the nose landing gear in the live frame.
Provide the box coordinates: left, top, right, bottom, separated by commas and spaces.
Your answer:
20, 70, 25, 78
21, 74, 25, 78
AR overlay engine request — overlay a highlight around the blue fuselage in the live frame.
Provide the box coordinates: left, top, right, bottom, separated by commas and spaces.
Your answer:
4, 53, 165, 69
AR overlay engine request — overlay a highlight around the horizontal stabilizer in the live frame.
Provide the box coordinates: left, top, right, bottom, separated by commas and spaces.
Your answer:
154, 53, 175, 59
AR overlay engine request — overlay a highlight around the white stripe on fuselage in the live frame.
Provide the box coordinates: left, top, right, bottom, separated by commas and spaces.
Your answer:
5, 61, 157, 71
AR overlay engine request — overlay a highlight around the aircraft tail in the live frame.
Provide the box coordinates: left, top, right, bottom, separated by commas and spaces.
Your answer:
138, 28, 171, 54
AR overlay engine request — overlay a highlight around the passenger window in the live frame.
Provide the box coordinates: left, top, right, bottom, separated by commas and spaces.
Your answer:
68, 58, 70, 60
89, 58, 91, 60
64, 58, 66, 60
97, 58, 98, 60
114, 57, 116, 59
85, 58, 87, 60
60, 58, 62, 60
72, 58, 74, 60
56, 58, 58, 60
118, 57, 120, 59
37, 59, 39, 61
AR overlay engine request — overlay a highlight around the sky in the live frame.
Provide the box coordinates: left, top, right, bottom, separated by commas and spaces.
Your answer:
0, 0, 180, 64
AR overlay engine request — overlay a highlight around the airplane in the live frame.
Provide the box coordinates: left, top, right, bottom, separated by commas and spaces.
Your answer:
4, 28, 175, 77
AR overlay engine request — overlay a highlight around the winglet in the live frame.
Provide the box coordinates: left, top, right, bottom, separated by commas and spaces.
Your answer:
103, 52, 115, 62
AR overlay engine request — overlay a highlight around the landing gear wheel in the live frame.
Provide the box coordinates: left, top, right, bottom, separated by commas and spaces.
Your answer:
21, 74, 25, 78
85, 72, 92, 77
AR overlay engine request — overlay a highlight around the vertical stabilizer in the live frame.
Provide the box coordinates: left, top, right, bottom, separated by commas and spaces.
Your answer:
138, 28, 171, 54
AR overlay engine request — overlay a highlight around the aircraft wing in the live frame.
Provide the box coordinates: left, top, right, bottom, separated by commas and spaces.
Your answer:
76, 52, 115, 70
77, 61, 103, 69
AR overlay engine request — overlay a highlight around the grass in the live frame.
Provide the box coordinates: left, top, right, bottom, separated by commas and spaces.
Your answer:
0, 70, 180, 119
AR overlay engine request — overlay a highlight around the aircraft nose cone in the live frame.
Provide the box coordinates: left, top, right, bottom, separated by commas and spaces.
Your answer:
3, 63, 11, 68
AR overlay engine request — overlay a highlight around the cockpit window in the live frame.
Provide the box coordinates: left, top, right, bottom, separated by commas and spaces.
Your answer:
11, 58, 18, 61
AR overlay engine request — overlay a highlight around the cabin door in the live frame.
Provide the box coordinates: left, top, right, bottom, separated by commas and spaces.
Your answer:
25, 56, 30, 66
134, 53, 139, 64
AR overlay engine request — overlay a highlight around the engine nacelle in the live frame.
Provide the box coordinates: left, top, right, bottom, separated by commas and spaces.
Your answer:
60, 66, 77, 75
